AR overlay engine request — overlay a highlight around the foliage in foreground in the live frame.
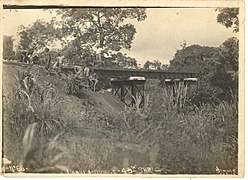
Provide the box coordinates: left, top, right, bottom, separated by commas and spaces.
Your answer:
3, 68, 66, 169
3, 69, 238, 174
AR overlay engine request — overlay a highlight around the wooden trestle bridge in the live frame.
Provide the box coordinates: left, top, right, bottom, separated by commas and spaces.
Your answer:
3, 61, 197, 107
93, 68, 197, 107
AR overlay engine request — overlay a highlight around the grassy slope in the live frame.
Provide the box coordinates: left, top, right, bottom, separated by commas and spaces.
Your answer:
3, 63, 124, 115
2, 63, 125, 167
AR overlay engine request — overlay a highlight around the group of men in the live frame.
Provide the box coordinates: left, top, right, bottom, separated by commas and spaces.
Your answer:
18, 44, 103, 91
43, 48, 62, 77
20, 49, 39, 64
44, 47, 99, 91
73, 64, 99, 92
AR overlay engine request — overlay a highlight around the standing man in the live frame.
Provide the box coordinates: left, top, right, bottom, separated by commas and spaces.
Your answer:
93, 44, 103, 62
31, 49, 39, 65
53, 53, 64, 78
21, 50, 28, 63
96, 45, 103, 62
44, 48, 52, 76
89, 72, 98, 92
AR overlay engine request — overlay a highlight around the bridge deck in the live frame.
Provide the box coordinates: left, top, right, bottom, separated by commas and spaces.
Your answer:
3, 61, 197, 80
94, 68, 197, 80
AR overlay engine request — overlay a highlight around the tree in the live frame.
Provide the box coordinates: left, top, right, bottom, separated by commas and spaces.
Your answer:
17, 8, 146, 67
61, 41, 94, 65
217, 8, 239, 32
153, 60, 162, 70
169, 44, 218, 73
169, 44, 236, 104
218, 37, 239, 100
143, 61, 151, 69
3, 35, 15, 59
115, 52, 138, 69
218, 37, 239, 72
54, 8, 147, 62
161, 64, 169, 70
216, 7, 239, 100
143, 60, 162, 70
18, 19, 59, 51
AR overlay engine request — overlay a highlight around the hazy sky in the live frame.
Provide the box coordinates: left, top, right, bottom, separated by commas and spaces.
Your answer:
2, 8, 236, 65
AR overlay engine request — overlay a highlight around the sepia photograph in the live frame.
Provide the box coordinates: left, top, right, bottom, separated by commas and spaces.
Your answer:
0, 0, 245, 177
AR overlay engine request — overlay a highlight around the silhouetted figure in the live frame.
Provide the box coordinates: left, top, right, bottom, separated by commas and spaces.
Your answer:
89, 72, 98, 92
53, 53, 63, 78
44, 48, 52, 76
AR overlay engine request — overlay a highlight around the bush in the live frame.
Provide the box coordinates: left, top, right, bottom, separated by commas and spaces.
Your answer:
64, 74, 89, 98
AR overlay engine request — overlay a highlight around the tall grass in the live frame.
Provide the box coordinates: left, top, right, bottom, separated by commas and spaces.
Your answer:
3, 68, 67, 172
3, 68, 238, 174
21, 123, 69, 173
152, 85, 238, 174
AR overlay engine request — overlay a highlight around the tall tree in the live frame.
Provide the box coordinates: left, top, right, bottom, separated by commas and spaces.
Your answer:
3, 35, 15, 59
54, 8, 147, 61
217, 8, 239, 32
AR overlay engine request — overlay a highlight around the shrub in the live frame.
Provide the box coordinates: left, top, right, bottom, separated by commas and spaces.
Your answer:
64, 74, 89, 98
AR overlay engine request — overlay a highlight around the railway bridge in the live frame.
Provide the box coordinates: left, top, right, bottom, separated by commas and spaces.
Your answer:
93, 68, 197, 107
3, 61, 197, 107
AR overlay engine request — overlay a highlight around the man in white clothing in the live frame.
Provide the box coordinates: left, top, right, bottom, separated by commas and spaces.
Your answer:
93, 44, 103, 62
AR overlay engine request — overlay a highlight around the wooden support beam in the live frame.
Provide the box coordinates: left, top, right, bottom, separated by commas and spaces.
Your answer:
110, 79, 146, 107
120, 84, 125, 103
131, 83, 136, 105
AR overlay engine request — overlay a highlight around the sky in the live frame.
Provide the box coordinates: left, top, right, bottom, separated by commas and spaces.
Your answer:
2, 8, 236, 65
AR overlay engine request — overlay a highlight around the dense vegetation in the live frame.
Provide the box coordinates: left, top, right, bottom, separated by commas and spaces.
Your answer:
2, 7, 240, 175
3, 66, 238, 174
169, 37, 238, 105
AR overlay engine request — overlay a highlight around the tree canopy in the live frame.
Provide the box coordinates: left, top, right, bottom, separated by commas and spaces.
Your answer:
17, 8, 147, 68
143, 60, 166, 70
217, 8, 239, 32
55, 8, 146, 50
218, 37, 239, 72
169, 40, 238, 105
18, 19, 58, 50
169, 45, 219, 73
54, 8, 146, 66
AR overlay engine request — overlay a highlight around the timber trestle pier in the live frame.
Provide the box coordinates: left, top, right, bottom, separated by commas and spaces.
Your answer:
110, 78, 146, 107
